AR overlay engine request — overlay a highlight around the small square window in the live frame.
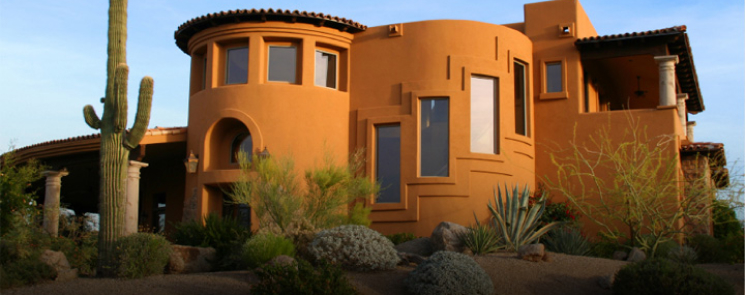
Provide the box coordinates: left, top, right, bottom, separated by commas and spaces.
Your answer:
225, 47, 248, 85
315, 50, 337, 89
268, 45, 297, 83
546, 62, 562, 93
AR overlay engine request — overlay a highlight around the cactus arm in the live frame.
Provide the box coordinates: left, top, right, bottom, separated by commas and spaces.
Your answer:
112, 63, 128, 133
124, 76, 153, 149
83, 105, 101, 130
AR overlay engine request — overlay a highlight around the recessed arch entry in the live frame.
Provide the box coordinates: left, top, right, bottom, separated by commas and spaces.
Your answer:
202, 110, 263, 171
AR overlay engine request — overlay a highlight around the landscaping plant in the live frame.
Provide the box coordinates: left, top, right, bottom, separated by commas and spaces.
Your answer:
546, 119, 724, 258
542, 226, 591, 256
173, 213, 252, 270
486, 184, 560, 251
404, 251, 494, 295
81, 0, 153, 276
0, 148, 46, 236
230, 149, 378, 237
385, 232, 417, 245
307, 224, 399, 271
461, 213, 503, 255
114, 233, 171, 279
612, 258, 735, 295
251, 259, 359, 295
242, 232, 296, 268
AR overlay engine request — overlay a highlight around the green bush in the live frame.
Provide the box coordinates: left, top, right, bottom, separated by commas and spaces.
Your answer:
243, 232, 296, 268
721, 231, 744, 264
543, 226, 590, 256
385, 232, 417, 245
711, 200, 743, 239
667, 245, 697, 264
612, 259, 734, 295
51, 233, 98, 277
589, 233, 623, 258
405, 251, 494, 295
460, 223, 502, 255
308, 225, 399, 271
251, 259, 359, 295
688, 234, 726, 263
114, 233, 172, 278
173, 213, 252, 270
0, 149, 46, 236
0, 257, 56, 289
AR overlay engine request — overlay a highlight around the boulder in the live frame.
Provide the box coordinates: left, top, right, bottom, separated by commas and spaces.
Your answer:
39, 249, 77, 281
612, 250, 628, 261
518, 244, 545, 262
397, 252, 427, 266
430, 222, 468, 253
168, 245, 216, 274
597, 274, 615, 289
626, 247, 646, 263
395, 237, 435, 256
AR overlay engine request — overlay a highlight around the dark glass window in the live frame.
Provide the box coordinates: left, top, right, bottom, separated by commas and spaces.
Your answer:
420, 98, 449, 177
268, 46, 297, 83
231, 132, 252, 163
546, 62, 562, 93
514, 62, 528, 136
376, 124, 401, 203
225, 47, 248, 84
315, 50, 337, 89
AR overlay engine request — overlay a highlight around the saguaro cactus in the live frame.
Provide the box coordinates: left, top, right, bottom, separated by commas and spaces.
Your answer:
82, 0, 153, 277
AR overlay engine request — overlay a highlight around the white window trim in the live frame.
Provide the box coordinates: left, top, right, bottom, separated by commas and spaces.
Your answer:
315, 49, 338, 90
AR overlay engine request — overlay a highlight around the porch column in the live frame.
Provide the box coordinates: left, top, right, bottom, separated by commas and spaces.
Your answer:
687, 121, 696, 142
654, 55, 679, 107
42, 169, 69, 237
677, 93, 688, 137
125, 160, 148, 235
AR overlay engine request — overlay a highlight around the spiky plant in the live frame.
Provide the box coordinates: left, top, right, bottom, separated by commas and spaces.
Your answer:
82, 0, 153, 277
488, 184, 560, 251
461, 213, 503, 255
543, 226, 591, 256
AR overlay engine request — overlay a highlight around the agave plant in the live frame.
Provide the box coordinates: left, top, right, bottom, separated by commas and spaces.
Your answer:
487, 184, 560, 251
460, 213, 504, 255
543, 226, 591, 256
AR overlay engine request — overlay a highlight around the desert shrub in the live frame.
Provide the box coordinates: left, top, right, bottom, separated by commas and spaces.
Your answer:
173, 213, 252, 270
721, 231, 744, 263
486, 184, 560, 251
612, 258, 734, 295
114, 233, 172, 278
589, 234, 623, 258
0, 149, 46, 236
529, 185, 580, 227
405, 251, 494, 295
0, 256, 56, 289
711, 199, 743, 239
308, 225, 399, 271
251, 259, 359, 295
688, 234, 726, 263
543, 226, 590, 256
667, 245, 697, 264
230, 149, 379, 237
460, 223, 502, 255
51, 233, 98, 277
385, 232, 417, 245
243, 232, 296, 268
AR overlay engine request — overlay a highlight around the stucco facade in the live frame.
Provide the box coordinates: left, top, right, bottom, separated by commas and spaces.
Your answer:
14, 0, 727, 238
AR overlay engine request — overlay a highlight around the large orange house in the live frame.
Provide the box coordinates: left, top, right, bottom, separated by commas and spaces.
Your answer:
16, 0, 727, 237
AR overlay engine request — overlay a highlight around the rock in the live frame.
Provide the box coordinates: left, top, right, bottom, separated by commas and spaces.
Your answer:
626, 247, 646, 263
597, 274, 615, 289
395, 237, 435, 256
612, 250, 628, 261
430, 222, 468, 253
168, 245, 216, 274
518, 244, 545, 262
541, 251, 553, 262
39, 250, 77, 281
266, 255, 295, 268
398, 252, 427, 266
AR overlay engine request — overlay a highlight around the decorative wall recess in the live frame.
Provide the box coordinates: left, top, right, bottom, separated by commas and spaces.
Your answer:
389, 24, 403, 37
559, 22, 575, 37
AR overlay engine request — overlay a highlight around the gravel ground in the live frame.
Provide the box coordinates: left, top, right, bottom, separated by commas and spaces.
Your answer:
4, 253, 743, 295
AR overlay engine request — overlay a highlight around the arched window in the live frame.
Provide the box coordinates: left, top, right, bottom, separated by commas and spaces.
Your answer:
231, 132, 252, 163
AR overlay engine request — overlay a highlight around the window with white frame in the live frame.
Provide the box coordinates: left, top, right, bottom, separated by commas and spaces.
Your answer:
315, 50, 337, 89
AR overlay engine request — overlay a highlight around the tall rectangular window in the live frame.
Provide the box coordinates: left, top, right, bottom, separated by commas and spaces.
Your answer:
514, 62, 528, 136
420, 98, 449, 177
225, 47, 248, 84
315, 50, 337, 89
376, 124, 400, 203
471, 76, 498, 154
268, 45, 297, 83
546, 62, 562, 93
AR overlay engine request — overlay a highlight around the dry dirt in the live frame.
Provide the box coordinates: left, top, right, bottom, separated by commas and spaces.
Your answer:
4, 253, 743, 295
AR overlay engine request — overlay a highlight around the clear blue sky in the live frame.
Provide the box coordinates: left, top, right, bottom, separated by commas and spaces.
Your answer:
1, 0, 743, 182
